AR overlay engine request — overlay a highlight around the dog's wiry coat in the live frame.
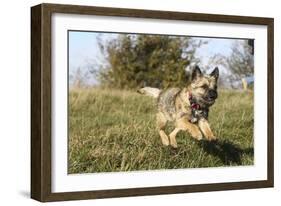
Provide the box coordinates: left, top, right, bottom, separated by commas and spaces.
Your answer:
138, 66, 219, 148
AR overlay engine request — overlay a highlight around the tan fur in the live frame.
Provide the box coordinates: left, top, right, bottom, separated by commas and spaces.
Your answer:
156, 112, 170, 146
198, 119, 216, 141
137, 87, 161, 98
169, 117, 203, 148
139, 66, 219, 148
155, 86, 216, 148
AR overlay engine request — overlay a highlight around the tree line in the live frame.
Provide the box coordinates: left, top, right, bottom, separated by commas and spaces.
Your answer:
71, 34, 254, 89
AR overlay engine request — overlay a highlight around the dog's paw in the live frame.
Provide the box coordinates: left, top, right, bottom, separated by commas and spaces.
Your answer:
194, 134, 203, 141
205, 135, 217, 141
161, 138, 170, 146
170, 141, 178, 148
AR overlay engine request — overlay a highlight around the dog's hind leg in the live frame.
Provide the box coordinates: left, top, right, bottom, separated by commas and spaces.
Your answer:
156, 112, 169, 146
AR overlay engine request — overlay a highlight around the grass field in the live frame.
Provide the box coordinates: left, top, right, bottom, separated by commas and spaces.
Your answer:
68, 88, 254, 174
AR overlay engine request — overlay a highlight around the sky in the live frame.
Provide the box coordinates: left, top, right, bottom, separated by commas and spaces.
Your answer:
68, 31, 246, 85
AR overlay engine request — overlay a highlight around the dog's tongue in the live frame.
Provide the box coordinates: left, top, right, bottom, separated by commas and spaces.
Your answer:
191, 103, 200, 110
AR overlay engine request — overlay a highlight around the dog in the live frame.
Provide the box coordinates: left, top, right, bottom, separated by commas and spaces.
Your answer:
138, 66, 219, 148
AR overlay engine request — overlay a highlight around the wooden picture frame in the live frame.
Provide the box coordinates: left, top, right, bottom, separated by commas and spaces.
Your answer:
31, 3, 274, 202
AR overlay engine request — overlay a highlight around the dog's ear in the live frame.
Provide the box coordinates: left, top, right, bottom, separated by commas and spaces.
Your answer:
210, 67, 219, 81
192, 66, 202, 81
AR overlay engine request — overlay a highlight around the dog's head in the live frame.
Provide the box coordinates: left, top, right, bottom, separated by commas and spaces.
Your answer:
190, 66, 219, 107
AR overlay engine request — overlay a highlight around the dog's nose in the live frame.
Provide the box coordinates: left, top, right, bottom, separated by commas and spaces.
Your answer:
208, 89, 217, 99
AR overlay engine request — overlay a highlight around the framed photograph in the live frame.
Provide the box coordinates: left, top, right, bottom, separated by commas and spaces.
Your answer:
31, 3, 274, 202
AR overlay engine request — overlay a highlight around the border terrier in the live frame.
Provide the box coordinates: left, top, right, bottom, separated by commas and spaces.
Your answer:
138, 66, 219, 148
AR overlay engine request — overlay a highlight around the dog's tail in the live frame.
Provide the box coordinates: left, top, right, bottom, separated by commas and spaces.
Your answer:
137, 87, 161, 98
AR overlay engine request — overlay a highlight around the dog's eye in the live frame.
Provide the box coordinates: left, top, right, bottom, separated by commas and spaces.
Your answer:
202, 84, 208, 89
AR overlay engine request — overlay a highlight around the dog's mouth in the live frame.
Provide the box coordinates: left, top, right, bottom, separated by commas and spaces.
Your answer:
202, 96, 216, 105
191, 93, 217, 107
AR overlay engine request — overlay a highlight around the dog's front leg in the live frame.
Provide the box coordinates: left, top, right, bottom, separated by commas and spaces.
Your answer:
198, 118, 216, 141
170, 117, 203, 148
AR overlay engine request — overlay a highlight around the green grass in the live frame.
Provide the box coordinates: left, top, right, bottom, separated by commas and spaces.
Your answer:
68, 88, 254, 174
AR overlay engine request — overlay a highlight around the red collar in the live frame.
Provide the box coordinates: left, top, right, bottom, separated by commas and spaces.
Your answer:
188, 92, 200, 110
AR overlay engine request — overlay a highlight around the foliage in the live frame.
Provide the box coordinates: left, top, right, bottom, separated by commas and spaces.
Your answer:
96, 34, 203, 89
209, 40, 254, 87
69, 67, 89, 88
227, 41, 254, 80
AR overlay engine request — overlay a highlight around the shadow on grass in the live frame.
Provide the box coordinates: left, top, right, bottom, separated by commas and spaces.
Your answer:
198, 139, 254, 165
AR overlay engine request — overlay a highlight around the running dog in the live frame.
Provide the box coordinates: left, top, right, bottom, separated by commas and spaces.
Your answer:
138, 66, 219, 148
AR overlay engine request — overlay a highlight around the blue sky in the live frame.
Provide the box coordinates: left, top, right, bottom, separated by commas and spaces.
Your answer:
69, 32, 102, 72
68, 31, 245, 85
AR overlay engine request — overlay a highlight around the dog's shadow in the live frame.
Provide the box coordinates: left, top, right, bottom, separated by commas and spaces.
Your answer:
197, 139, 254, 165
